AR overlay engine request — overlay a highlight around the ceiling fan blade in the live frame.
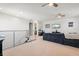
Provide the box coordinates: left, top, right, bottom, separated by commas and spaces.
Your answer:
53, 3, 58, 7
41, 3, 49, 7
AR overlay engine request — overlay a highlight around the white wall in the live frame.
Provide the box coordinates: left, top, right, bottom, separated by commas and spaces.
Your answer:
0, 13, 29, 50
0, 13, 29, 30
43, 17, 79, 39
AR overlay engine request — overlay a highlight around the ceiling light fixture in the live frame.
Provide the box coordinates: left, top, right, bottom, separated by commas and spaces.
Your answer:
56, 13, 65, 18
48, 3, 53, 7
57, 15, 62, 18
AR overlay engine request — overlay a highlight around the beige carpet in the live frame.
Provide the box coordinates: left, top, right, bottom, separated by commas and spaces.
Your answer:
3, 37, 79, 56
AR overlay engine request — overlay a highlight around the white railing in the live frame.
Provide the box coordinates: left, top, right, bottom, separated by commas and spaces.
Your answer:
0, 30, 29, 50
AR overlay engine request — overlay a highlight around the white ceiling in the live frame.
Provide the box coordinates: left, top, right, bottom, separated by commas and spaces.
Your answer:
0, 3, 79, 21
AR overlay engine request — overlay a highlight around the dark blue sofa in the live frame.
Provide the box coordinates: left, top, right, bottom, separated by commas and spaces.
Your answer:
43, 33, 79, 48
64, 38, 79, 48
43, 33, 65, 44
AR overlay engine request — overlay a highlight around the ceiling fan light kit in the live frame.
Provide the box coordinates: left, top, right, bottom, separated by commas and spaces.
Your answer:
48, 3, 53, 7
56, 13, 65, 18
57, 15, 62, 18
41, 3, 58, 7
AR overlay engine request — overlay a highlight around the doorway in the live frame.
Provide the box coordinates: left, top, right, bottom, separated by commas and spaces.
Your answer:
29, 21, 38, 41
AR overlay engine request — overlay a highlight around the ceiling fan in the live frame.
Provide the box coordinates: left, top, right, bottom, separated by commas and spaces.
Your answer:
56, 13, 65, 18
41, 3, 58, 7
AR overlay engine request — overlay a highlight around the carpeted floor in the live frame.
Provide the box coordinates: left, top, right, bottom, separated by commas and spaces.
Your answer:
3, 37, 79, 56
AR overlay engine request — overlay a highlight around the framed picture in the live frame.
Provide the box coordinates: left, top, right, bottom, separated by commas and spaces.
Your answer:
52, 24, 60, 29
68, 22, 73, 27
45, 24, 50, 28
